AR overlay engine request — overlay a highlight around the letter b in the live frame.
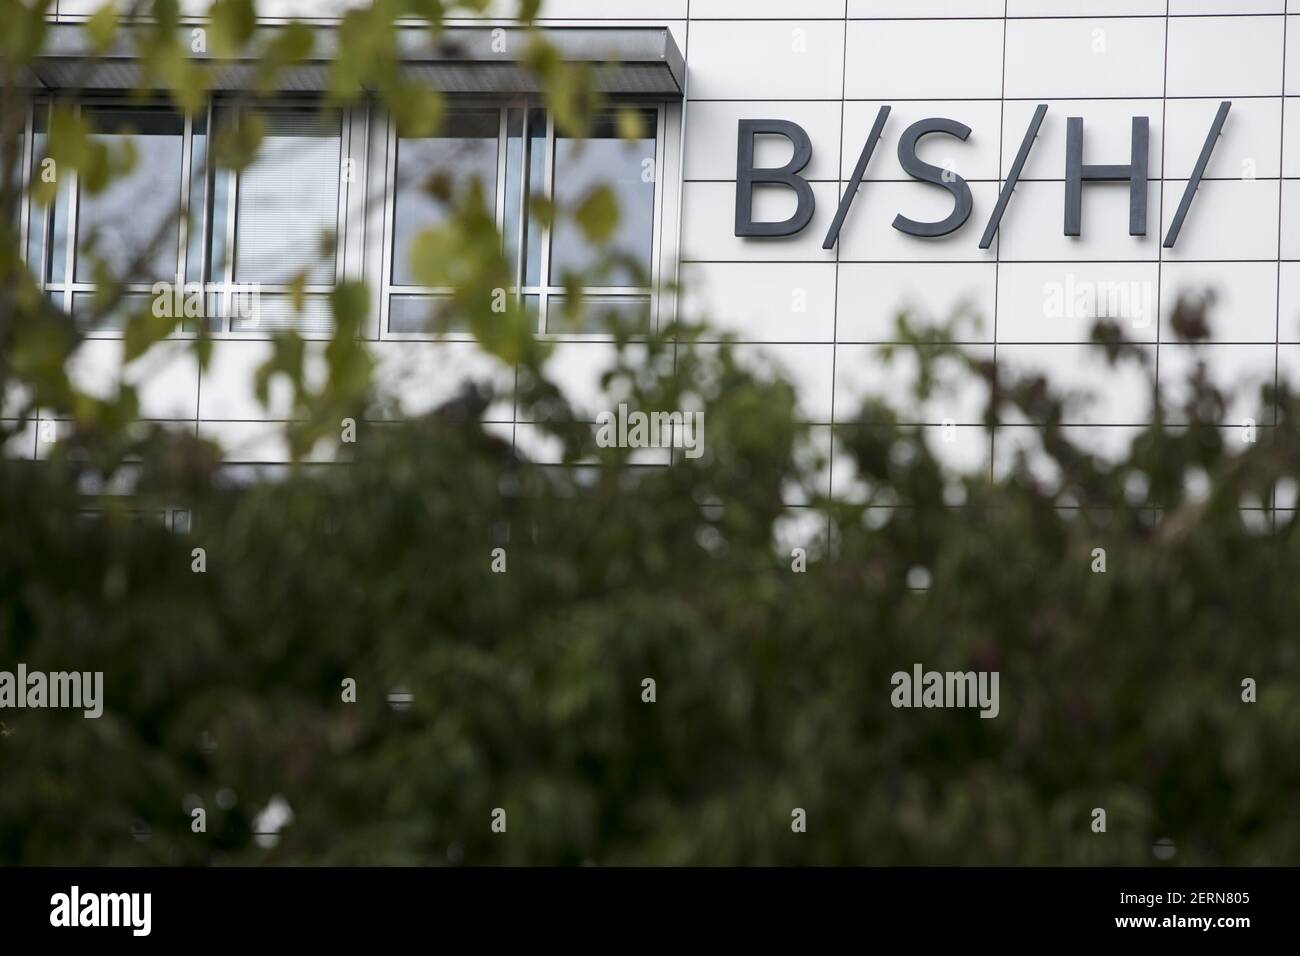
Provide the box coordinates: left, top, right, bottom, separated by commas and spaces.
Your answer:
735, 120, 815, 238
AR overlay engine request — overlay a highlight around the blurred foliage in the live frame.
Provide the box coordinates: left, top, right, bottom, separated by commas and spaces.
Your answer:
2, 300, 1300, 865
1, 1, 1299, 866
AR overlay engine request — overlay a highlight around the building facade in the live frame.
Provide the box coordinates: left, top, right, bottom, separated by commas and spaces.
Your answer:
9, 1, 1300, 512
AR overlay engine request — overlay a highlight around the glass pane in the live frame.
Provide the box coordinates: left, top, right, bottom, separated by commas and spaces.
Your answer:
185, 120, 208, 284
9, 123, 25, 231
229, 294, 332, 334
549, 109, 655, 288
26, 109, 46, 279
392, 110, 498, 286
75, 108, 184, 283
388, 294, 466, 334
523, 109, 546, 287
71, 291, 153, 331
49, 165, 69, 284
210, 167, 230, 281
503, 109, 523, 282
545, 294, 650, 335
178, 292, 224, 334
36, 106, 71, 286
233, 109, 340, 286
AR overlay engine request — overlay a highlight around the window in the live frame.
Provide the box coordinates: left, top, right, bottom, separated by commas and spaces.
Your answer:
229, 110, 341, 286
382, 103, 661, 339
545, 294, 651, 335
208, 105, 345, 333
24, 100, 348, 336
391, 109, 499, 289
18, 97, 664, 341
551, 110, 656, 288
77, 109, 185, 283
384, 107, 511, 335
28, 103, 186, 329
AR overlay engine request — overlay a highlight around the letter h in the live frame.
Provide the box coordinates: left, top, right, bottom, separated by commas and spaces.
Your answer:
1065, 116, 1149, 237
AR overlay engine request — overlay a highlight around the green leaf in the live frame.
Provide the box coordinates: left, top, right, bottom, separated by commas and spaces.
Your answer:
33, 108, 102, 204
289, 272, 309, 316
615, 107, 646, 141
386, 81, 444, 140
208, 0, 257, 57
193, 330, 213, 371
85, 3, 120, 54
213, 111, 265, 172
527, 194, 554, 230
253, 21, 316, 92
0, 0, 51, 62
254, 332, 305, 410
573, 185, 619, 244
124, 306, 180, 364
329, 281, 369, 341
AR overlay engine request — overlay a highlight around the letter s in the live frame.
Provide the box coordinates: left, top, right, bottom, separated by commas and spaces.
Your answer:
892, 117, 973, 238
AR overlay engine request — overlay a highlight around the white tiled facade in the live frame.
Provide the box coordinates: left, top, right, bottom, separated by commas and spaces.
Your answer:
22, 2, 1300, 500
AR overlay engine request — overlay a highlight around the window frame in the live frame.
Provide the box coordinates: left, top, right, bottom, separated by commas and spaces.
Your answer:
21, 95, 357, 340
17, 103, 33, 268
211, 100, 351, 336
27, 96, 192, 330
378, 97, 666, 343
18, 93, 669, 343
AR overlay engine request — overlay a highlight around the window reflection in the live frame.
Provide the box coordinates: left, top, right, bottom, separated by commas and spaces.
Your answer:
76, 108, 184, 282
549, 109, 656, 288
392, 110, 499, 287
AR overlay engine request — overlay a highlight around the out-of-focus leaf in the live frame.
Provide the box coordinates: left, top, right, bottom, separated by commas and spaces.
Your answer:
253, 20, 316, 93
213, 110, 264, 172
573, 185, 618, 244
124, 305, 180, 364
85, 3, 119, 54
615, 107, 646, 141
208, 0, 257, 58
253, 331, 305, 410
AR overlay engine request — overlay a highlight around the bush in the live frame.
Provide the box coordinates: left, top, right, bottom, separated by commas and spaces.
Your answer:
2, 304, 1298, 865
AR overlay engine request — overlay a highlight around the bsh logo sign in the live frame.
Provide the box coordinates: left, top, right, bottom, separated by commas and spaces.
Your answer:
735, 101, 1231, 249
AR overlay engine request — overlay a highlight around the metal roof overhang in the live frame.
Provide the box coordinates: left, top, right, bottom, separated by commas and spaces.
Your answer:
24, 23, 686, 98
